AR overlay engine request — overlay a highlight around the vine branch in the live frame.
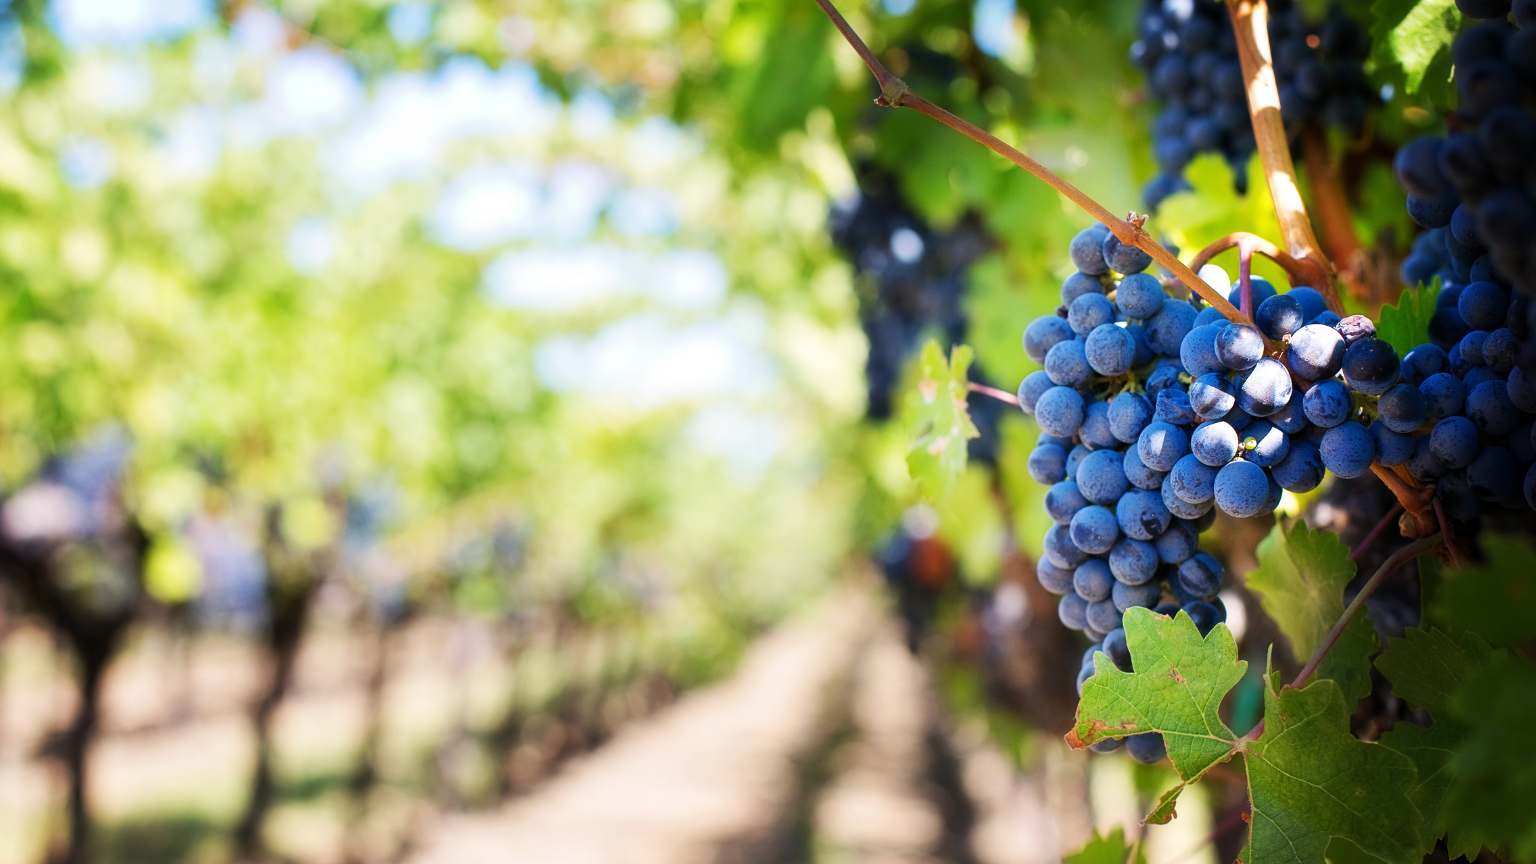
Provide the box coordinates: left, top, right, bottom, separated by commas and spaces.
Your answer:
1189, 231, 1314, 291
968, 381, 1020, 406
814, 0, 1250, 324
1301, 130, 1366, 301
1225, 0, 1340, 313
1291, 534, 1443, 689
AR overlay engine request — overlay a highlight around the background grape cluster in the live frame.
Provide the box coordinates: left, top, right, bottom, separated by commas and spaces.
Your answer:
831, 163, 1007, 463
1132, 0, 1375, 209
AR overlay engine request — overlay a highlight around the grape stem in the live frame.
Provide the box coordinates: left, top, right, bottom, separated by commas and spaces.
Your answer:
1291, 534, 1443, 690
1224, 0, 1341, 314
1301, 129, 1367, 301
967, 381, 1020, 407
1368, 464, 1436, 538
811, 0, 1251, 325
1189, 232, 1313, 292
1431, 497, 1462, 569
1350, 502, 1402, 562
1238, 242, 1255, 318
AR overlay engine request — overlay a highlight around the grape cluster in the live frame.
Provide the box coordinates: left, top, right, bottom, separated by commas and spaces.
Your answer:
1132, 0, 1374, 209
831, 165, 1006, 463
1397, 5, 1536, 298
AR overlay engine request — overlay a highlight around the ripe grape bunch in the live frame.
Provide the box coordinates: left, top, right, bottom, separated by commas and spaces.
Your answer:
1012, 221, 1522, 762
1132, 0, 1374, 209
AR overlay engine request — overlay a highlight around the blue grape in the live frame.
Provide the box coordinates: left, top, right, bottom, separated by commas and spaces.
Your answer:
1319, 420, 1376, 478
1286, 286, 1327, 322
1169, 454, 1219, 504
1483, 328, 1518, 372
1126, 732, 1167, 764
1191, 420, 1240, 467
1311, 310, 1342, 328
1183, 601, 1221, 635
1377, 383, 1426, 433
1145, 360, 1184, 393
1468, 446, 1521, 505
1112, 579, 1161, 612
1226, 276, 1278, 309
1214, 459, 1271, 517
1240, 421, 1290, 467
1154, 523, 1196, 564
1070, 505, 1121, 554
1371, 421, 1416, 466
1269, 396, 1309, 434
1045, 480, 1090, 524
1467, 379, 1519, 436
1102, 231, 1152, 274
1109, 537, 1160, 586
1138, 421, 1190, 471
1108, 391, 1154, 443
1302, 379, 1353, 428
1046, 338, 1093, 387
1044, 523, 1088, 569
1145, 300, 1199, 356
1419, 372, 1466, 422
1122, 447, 1168, 491
1272, 440, 1325, 492
1024, 315, 1075, 363
1016, 370, 1054, 416
1189, 372, 1236, 419
1256, 294, 1305, 339
1117, 488, 1172, 540
1086, 599, 1123, 634
1081, 401, 1119, 449
1077, 448, 1131, 504
1162, 474, 1214, 519
1508, 366, 1536, 413
1237, 358, 1294, 417
1457, 280, 1508, 330
1074, 558, 1115, 602
1102, 627, 1132, 671
1180, 324, 1225, 377
1061, 271, 1107, 305
1066, 444, 1091, 477
1401, 343, 1448, 385
1028, 442, 1068, 484
1069, 292, 1116, 336
1177, 551, 1225, 598
1215, 323, 1265, 371
1343, 338, 1401, 396
1286, 323, 1346, 379
1059, 592, 1089, 629
1458, 330, 1488, 367
1035, 387, 1086, 437
1155, 387, 1198, 425
1086, 323, 1137, 375
1116, 273, 1166, 318
1070, 224, 1111, 275
1037, 558, 1074, 594
1194, 306, 1228, 328
1407, 436, 1448, 482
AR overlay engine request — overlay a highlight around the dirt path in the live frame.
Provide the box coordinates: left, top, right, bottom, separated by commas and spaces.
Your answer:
405, 588, 878, 864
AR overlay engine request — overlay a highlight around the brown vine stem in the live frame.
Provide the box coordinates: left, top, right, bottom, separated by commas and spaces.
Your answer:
813, 0, 1250, 324
1189, 231, 1313, 289
1370, 464, 1435, 537
968, 381, 1020, 407
1350, 503, 1402, 562
1225, 0, 1340, 314
1301, 130, 1367, 301
1291, 534, 1443, 689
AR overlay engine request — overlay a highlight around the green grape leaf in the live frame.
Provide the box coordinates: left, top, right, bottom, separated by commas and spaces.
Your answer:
1069, 610, 1425, 861
1067, 607, 1245, 780
1440, 653, 1536, 861
905, 340, 979, 499
1375, 278, 1440, 358
1369, 0, 1460, 97
1244, 673, 1424, 864
1431, 534, 1536, 647
1064, 827, 1146, 864
1248, 521, 1375, 703
1376, 627, 1497, 859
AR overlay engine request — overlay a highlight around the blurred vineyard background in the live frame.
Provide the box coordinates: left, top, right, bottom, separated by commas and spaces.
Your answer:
0, 0, 1451, 862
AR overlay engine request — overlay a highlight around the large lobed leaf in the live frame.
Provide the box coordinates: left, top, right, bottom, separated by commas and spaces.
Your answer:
1063, 827, 1146, 864
1248, 521, 1375, 703
1069, 609, 1425, 863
